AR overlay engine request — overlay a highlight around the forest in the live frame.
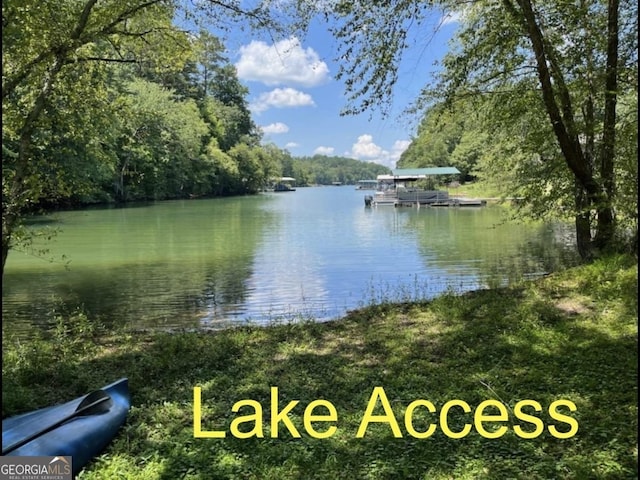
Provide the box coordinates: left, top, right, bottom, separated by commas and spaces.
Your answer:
288, 155, 390, 187
2, 27, 385, 209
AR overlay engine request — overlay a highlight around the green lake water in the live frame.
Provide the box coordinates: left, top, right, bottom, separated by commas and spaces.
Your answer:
2, 186, 579, 337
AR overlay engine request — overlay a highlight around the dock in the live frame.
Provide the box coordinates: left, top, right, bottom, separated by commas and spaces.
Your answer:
363, 167, 489, 208
366, 189, 487, 208
366, 194, 486, 208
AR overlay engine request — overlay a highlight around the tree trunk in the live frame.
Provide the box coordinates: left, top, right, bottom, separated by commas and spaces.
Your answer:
2, 1, 99, 278
513, 0, 618, 260
594, 0, 619, 250
2, 58, 64, 278
575, 183, 594, 261
2, 230, 11, 274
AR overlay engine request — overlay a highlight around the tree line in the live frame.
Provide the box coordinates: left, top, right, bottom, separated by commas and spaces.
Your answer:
285, 155, 390, 187
4, 26, 283, 208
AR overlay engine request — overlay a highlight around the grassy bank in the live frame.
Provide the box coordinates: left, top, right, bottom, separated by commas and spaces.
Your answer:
448, 181, 505, 201
2, 255, 637, 479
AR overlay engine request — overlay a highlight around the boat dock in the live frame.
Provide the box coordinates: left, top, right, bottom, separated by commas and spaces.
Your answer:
363, 167, 487, 208
365, 192, 487, 208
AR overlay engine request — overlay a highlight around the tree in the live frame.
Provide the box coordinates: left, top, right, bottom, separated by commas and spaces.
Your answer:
398, 99, 488, 181
320, 0, 638, 260
1, 0, 295, 275
2, 0, 190, 273
444, 0, 637, 259
228, 143, 266, 193
187, 30, 260, 151
111, 79, 208, 201
292, 155, 390, 185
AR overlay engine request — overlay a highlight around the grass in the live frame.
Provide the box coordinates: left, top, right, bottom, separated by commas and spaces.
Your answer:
2, 255, 638, 479
448, 181, 506, 201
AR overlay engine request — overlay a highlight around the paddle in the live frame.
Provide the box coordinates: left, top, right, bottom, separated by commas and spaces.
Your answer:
2, 389, 113, 455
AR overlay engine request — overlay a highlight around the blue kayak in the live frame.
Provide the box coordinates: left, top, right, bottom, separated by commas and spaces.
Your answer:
2, 378, 130, 476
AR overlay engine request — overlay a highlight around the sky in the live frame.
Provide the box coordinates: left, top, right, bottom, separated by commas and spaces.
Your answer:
221, 10, 460, 169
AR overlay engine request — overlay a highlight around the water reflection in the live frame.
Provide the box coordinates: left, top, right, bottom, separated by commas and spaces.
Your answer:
2, 187, 579, 338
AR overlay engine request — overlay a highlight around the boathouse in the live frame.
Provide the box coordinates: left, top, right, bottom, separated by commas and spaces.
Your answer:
366, 167, 485, 207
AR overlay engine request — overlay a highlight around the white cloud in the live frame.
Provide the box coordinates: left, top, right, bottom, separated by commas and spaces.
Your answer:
314, 146, 335, 155
350, 134, 384, 159
260, 122, 290, 134
236, 37, 330, 87
285, 142, 299, 149
347, 135, 410, 169
251, 88, 315, 113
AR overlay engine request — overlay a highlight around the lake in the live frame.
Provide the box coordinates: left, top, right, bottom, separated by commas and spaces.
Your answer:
2, 186, 579, 337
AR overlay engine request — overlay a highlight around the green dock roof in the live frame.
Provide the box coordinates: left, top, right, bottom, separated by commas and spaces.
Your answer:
392, 167, 460, 177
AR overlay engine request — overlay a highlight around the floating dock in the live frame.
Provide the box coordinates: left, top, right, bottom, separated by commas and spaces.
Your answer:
365, 193, 486, 208
363, 167, 487, 208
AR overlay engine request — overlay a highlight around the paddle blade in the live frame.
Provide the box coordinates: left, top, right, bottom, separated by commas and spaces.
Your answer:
75, 390, 113, 416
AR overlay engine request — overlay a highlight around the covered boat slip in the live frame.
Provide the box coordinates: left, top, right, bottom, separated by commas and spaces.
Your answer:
2, 378, 130, 476
269, 176, 296, 192
355, 179, 379, 190
366, 167, 486, 207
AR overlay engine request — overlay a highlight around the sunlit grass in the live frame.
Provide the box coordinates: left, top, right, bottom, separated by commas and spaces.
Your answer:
447, 180, 504, 200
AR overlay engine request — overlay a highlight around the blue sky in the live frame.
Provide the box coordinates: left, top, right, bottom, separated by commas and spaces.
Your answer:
222, 10, 460, 169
